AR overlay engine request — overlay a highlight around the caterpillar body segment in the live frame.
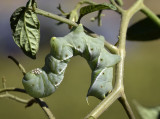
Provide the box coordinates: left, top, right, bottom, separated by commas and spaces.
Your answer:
22, 25, 120, 99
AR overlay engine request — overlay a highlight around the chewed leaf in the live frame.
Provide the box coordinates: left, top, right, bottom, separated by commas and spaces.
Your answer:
10, 6, 40, 59
79, 3, 116, 19
127, 15, 160, 41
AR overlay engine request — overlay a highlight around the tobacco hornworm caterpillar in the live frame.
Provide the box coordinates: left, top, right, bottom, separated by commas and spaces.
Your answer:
22, 25, 120, 100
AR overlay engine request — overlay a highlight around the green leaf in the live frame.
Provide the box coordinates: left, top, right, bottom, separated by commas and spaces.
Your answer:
134, 101, 160, 119
10, 6, 40, 59
79, 3, 117, 20
10, 7, 26, 37
127, 15, 160, 41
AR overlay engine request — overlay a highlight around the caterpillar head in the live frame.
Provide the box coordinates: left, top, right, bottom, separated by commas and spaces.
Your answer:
22, 68, 56, 98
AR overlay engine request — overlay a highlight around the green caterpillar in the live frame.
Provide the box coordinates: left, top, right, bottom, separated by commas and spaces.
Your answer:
22, 25, 120, 100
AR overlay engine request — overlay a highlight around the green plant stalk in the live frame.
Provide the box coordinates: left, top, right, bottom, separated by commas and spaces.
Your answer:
141, 4, 160, 27
84, 88, 121, 119
29, 7, 118, 54
0, 93, 29, 104
118, 94, 134, 119
36, 98, 56, 119
110, 0, 124, 13
104, 41, 118, 54
115, 0, 123, 6
0, 87, 56, 119
31, 7, 78, 27
8, 56, 26, 75
80, 0, 97, 5
114, 12, 136, 119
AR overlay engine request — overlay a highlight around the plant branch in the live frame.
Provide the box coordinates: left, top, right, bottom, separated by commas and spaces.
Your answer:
1, 75, 55, 119
0, 87, 26, 94
85, 88, 121, 119
0, 89, 55, 119
29, 6, 118, 54
115, 0, 123, 6
141, 4, 160, 27
118, 93, 135, 119
110, 0, 124, 13
8, 56, 26, 75
35, 98, 55, 119
0, 93, 29, 104
30, 7, 78, 27
80, 0, 97, 5
104, 41, 118, 54
0, 77, 29, 104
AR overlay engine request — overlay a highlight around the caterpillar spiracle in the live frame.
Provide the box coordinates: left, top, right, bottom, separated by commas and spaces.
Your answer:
22, 25, 120, 100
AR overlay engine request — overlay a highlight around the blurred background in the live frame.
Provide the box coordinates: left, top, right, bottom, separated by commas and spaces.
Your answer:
0, 0, 160, 119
